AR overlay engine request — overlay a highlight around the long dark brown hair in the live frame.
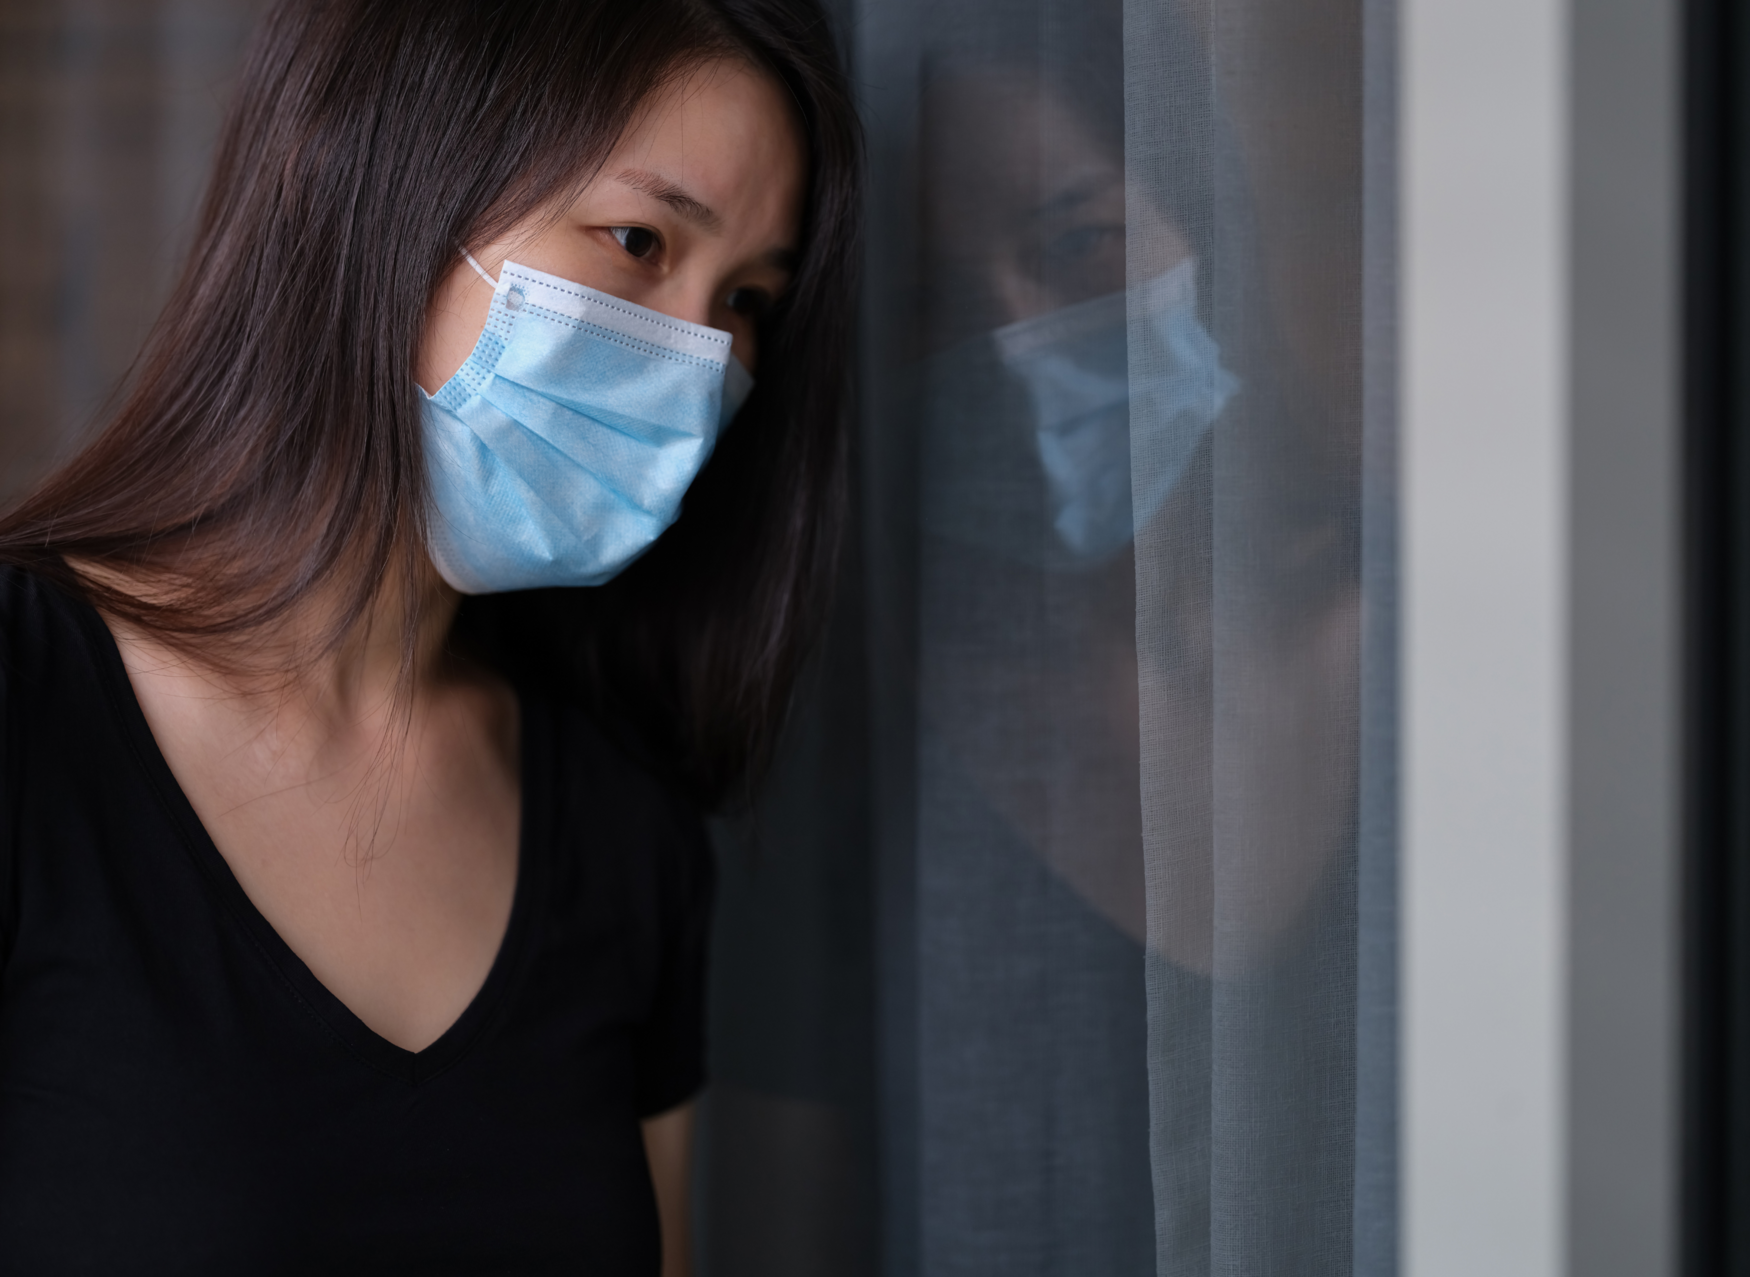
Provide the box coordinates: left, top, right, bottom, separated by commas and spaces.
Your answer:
0, 0, 862, 810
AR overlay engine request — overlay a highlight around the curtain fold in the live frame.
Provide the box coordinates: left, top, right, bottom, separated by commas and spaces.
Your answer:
1126, 1, 1368, 1272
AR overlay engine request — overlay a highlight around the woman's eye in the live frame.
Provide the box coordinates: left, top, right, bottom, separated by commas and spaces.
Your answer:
726, 287, 772, 318
1043, 224, 1123, 264
610, 227, 659, 259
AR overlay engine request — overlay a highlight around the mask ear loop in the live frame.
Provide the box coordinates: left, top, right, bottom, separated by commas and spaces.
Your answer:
462, 250, 499, 289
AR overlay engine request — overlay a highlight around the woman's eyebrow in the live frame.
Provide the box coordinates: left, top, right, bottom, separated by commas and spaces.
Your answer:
614, 168, 721, 230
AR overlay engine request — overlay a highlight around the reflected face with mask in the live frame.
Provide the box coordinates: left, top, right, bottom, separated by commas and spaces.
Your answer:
922, 67, 1234, 566
916, 66, 1356, 974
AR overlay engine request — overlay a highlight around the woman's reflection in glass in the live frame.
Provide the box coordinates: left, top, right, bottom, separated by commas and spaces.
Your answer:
915, 59, 1358, 976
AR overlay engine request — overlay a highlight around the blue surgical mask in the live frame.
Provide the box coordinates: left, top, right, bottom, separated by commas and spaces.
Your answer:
991, 258, 1237, 561
419, 254, 754, 594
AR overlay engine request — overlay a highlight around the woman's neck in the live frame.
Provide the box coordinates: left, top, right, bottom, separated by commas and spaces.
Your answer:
72, 551, 466, 742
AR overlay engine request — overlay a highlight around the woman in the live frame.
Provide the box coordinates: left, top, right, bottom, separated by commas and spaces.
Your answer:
0, 0, 859, 1271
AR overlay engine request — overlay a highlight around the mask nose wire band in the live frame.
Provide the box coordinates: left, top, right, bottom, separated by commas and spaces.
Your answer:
462, 250, 499, 290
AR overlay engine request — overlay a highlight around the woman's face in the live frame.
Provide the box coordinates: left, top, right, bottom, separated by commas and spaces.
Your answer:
419, 57, 807, 393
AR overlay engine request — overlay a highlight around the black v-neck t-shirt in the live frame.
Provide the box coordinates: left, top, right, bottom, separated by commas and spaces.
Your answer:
0, 569, 712, 1274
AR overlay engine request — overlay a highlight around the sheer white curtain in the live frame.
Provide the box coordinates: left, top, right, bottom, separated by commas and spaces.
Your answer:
849, 0, 1390, 1271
